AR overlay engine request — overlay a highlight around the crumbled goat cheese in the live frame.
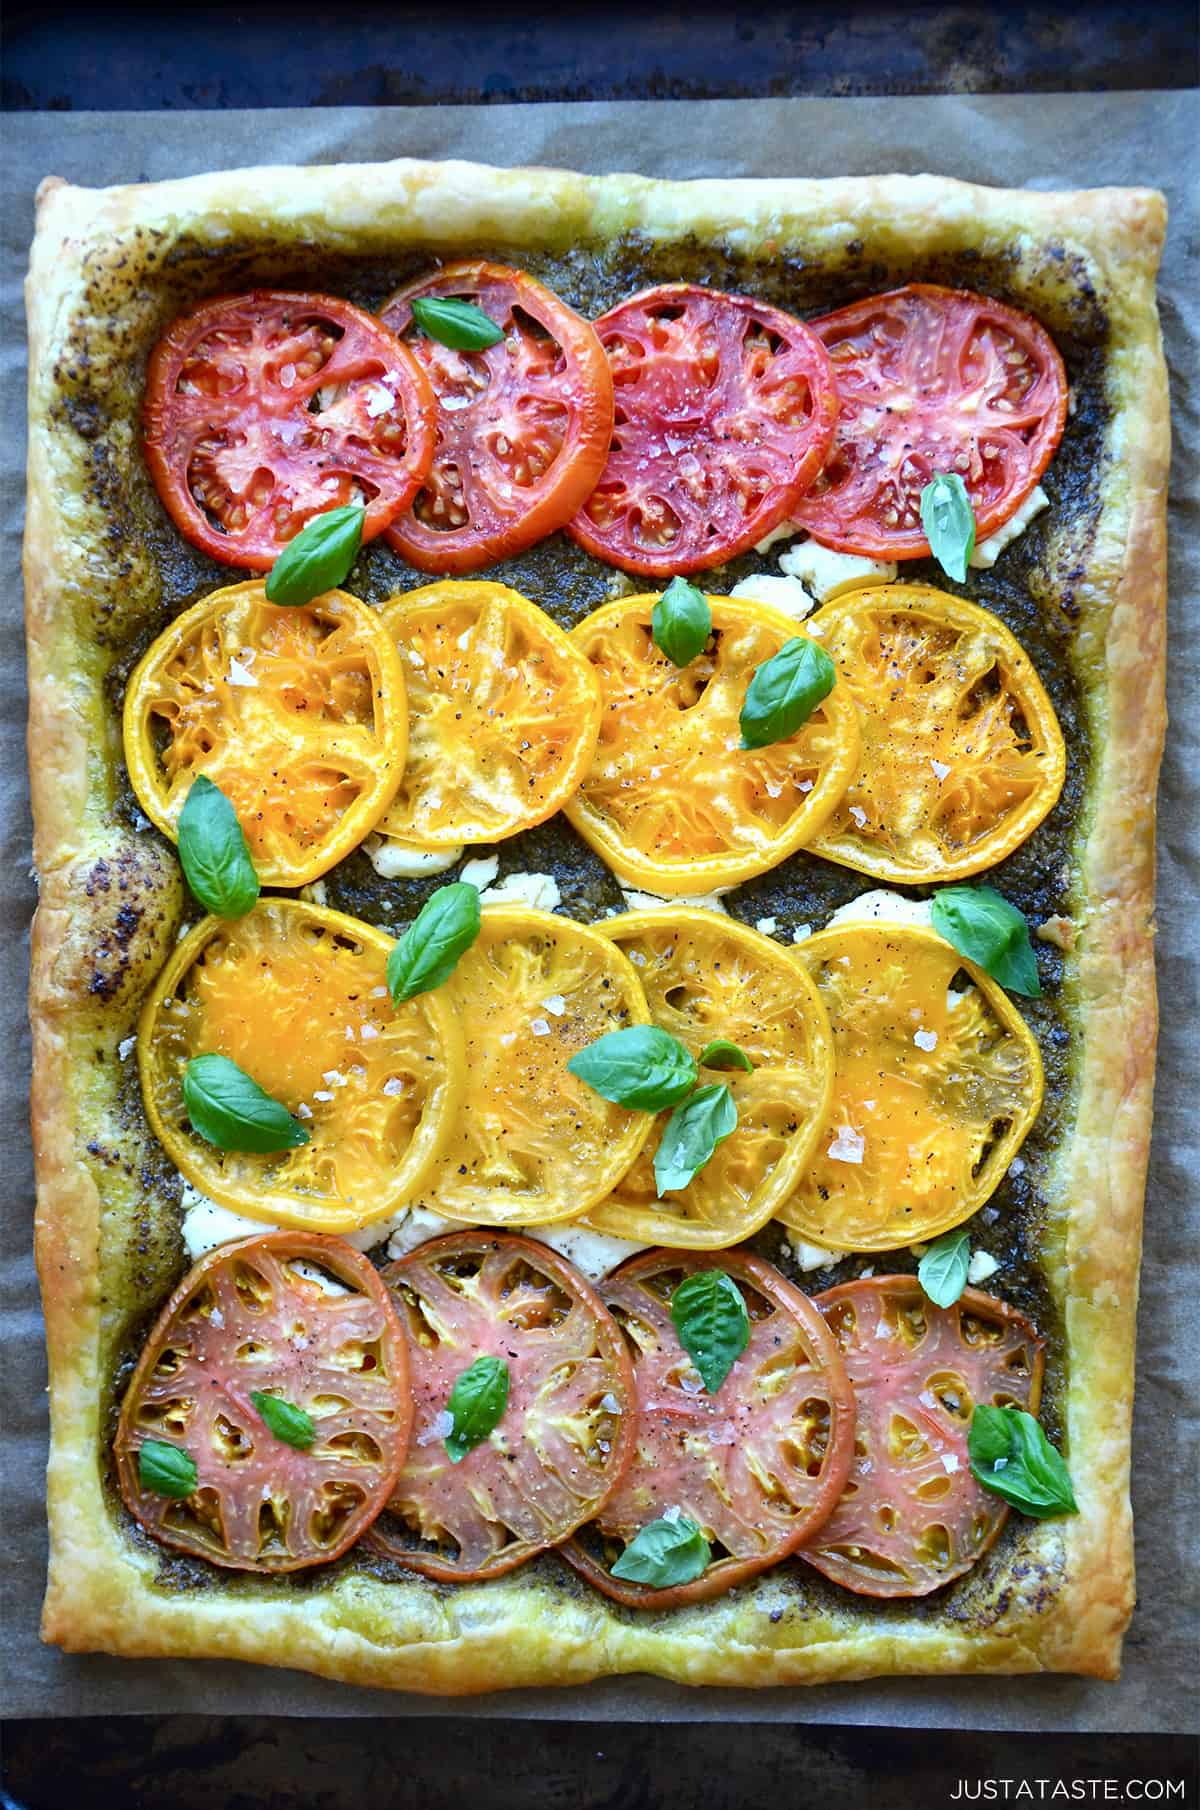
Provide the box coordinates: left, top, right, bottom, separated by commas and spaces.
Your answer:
460, 853, 501, 890
778, 537, 898, 601
966, 1250, 1001, 1286
968, 486, 1049, 568
729, 573, 817, 621
365, 836, 463, 878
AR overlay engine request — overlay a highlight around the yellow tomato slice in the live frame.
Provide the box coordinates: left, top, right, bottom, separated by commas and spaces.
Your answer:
138, 900, 462, 1234
413, 907, 653, 1226
778, 922, 1043, 1251
122, 580, 408, 888
374, 580, 602, 849
583, 909, 834, 1248
564, 593, 860, 894
805, 583, 1065, 883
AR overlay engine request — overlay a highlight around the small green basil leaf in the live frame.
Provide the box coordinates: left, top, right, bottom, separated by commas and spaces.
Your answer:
920, 473, 976, 583
176, 775, 260, 918
697, 1038, 753, 1073
264, 504, 365, 607
445, 1356, 510, 1463
931, 884, 1041, 997
651, 578, 712, 667
567, 1025, 697, 1111
387, 882, 481, 1004
740, 637, 836, 750
654, 1083, 737, 1195
611, 1513, 711, 1587
968, 1405, 1078, 1519
182, 1053, 310, 1153
138, 1439, 198, 1499
670, 1269, 750, 1393
251, 1391, 316, 1451
917, 1229, 971, 1309
411, 296, 505, 351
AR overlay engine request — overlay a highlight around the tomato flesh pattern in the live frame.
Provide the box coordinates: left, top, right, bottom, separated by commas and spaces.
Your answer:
803, 1277, 1044, 1597
370, 1233, 635, 1581
115, 1233, 412, 1572
144, 290, 436, 569
562, 1249, 855, 1608
382, 263, 614, 573
792, 284, 1068, 558
569, 285, 839, 576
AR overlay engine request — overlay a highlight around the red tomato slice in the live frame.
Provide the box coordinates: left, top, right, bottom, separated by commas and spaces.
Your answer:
380, 262, 615, 573
568, 284, 840, 577
368, 1232, 636, 1582
562, 1249, 855, 1608
143, 290, 437, 569
803, 1276, 1045, 1598
115, 1233, 412, 1572
791, 284, 1068, 558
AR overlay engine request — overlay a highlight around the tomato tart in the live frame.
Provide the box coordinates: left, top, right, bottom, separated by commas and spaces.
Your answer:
23, 161, 1166, 1697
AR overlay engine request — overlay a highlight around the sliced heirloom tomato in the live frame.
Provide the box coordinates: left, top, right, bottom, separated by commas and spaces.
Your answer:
144, 290, 436, 569
139, 900, 463, 1234
791, 284, 1068, 558
565, 594, 860, 893
583, 909, 834, 1248
368, 1231, 636, 1580
562, 1250, 855, 1608
115, 1232, 412, 1572
374, 581, 601, 851
804, 1277, 1045, 1596
413, 907, 653, 1226
569, 284, 839, 576
779, 922, 1043, 1251
805, 584, 1066, 884
380, 262, 614, 572
123, 581, 408, 888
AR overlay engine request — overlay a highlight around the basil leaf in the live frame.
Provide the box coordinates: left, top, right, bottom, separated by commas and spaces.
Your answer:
654, 1083, 737, 1194
176, 775, 259, 918
387, 882, 481, 1004
670, 1269, 750, 1393
411, 296, 505, 351
931, 884, 1041, 997
138, 1439, 198, 1499
264, 504, 364, 607
968, 1405, 1078, 1519
917, 1229, 971, 1309
740, 637, 836, 750
920, 473, 976, 583
251, 1391, 315, 1451
445, 1356, 510, 1463
697, 1038, 753, 1073
611, 1513, 711, 1587
567, 1025, 697, 1111
651, 577, 712, 667
182, 1053, 310, 1153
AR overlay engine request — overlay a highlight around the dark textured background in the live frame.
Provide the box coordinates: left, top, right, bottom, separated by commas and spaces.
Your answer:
3, 2, 1198, 1805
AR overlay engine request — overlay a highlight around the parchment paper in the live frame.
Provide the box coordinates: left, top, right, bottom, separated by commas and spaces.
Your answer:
2, 92, 1196, 1731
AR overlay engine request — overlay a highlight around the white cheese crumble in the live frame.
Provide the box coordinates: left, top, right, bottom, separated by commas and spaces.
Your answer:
365, 836, 463, 878
299, 879, 328, 907
729, 574, 817, 622
619, 884, 729, 916
966, 1250, 1001, 1286
117, 1035, 137, 1061
786, 1239, 838, 1272
753, 520, 801, 554
385, 1207, 460, 1259
180, 1188, 279, 1259
827, 1126, 866, 1165
478, 870, 562, 912
826, 889, 935, 932
754, 916, 778, 937
913, 1028, 939, 1052
778, 537, 898, 601
460, 853, 500, 890
792, 923, 813, 944
291, 1259, 350, 1296
968, 485, 1050, 568
520, 1223, 648, 1282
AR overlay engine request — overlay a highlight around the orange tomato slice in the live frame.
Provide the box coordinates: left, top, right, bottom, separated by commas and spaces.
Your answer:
374, 581, 602, 850
778, 921, 1043, 1251
138, 899, 462, 1234
122, 581, 408, 887
411, 907, 653, 1226
564, 593, 860, 894
805, 583, 1065, 883
583, 909, 834, 1248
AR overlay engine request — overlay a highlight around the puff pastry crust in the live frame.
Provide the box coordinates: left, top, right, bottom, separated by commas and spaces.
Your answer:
24, 161, 1168, 1692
